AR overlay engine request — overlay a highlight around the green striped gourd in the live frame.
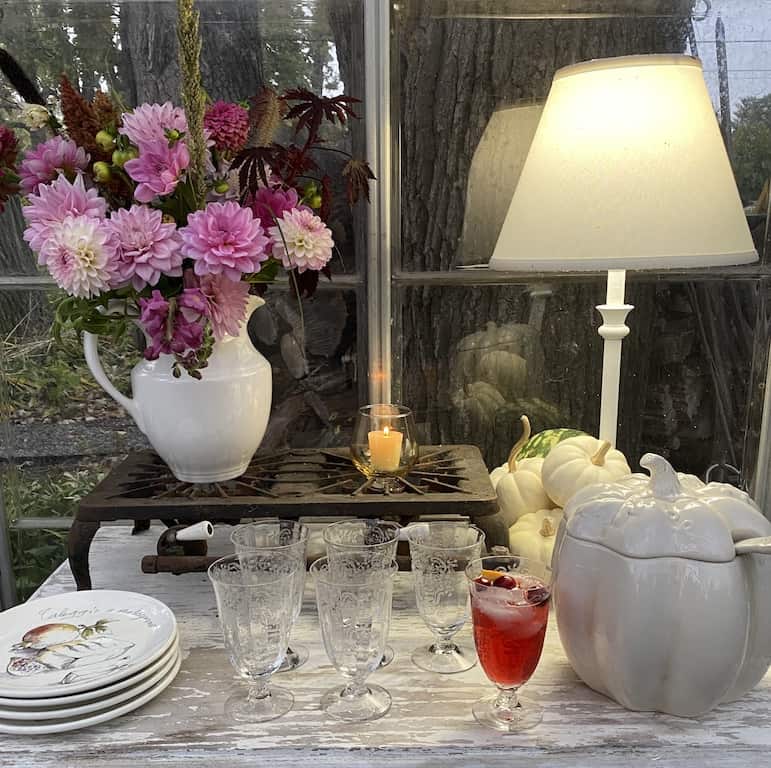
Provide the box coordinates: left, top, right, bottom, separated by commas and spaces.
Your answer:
515, 427, 586, 460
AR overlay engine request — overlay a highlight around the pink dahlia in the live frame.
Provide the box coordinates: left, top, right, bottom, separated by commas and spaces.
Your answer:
138, 289, 205, 360
180, 201, 269, 281
204, 101, 249, 154
106, 205, 183, 290
124, 140, 190, 203
269, 208, 334, 273
40, 214, 116, 298
119, 102, 188, 148
198, 273, 250, 340
250, 186, 302, 228
23, 174, 107, 258
18, 136, 89, 195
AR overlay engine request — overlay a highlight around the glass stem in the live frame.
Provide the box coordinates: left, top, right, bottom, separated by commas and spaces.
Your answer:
341, 677, 369, 699
493, 685, 520, 714
432, 630, 457, 654
246, 678, 271, 703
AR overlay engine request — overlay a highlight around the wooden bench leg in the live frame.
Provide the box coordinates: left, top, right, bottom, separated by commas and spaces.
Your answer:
68, 520, 100, 590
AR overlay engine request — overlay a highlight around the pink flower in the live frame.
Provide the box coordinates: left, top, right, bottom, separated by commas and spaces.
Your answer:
269, 208, 334, 273
138, 289, 206, 360
124, 140, 190, 203
198, 274, 250, 340
119, 102, 188, 148
180, 201, 269, 281
23, 174, 107, 258
18, 136, 89, 195
204, 101, 249, 154
250, 186, 301, 228
105, 206, 183, 290
40, 214, 116, 298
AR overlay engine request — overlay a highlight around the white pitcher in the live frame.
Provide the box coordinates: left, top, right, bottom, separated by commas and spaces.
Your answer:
83, 296, 272, 483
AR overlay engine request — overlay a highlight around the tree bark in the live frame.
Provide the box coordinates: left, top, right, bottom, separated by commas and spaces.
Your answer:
118, 0, 265, 105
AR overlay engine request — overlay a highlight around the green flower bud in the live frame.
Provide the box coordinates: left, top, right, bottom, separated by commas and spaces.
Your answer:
309, 194, 323, 209
111, 147, 138, 168
215, 181, 230, 194
95, 130, 115, 151
93, 161, 112, 183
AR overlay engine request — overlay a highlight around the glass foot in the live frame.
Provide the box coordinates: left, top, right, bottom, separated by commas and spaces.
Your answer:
411, 641, 476, 674
321, 683, 392, 722
277, 645, 309, 673
225, 684, 294, 723
472, 693, 542, 732
378, 645, 395, 668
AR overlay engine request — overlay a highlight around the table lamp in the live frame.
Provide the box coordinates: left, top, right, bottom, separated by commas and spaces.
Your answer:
489, 54, 757, 446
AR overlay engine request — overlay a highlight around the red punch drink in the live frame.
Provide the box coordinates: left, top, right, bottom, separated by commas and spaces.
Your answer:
465, 557, 552, 732
470, 571, 550, 686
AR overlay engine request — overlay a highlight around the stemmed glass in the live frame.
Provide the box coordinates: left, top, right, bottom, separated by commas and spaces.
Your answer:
407, 521, 485, 673
231, 519, 309, 671
208, 552, 300, 722
323, 519, 401, 666
311, 554, 398, 722
350, 404, 419, 492
466, 555, 552, 731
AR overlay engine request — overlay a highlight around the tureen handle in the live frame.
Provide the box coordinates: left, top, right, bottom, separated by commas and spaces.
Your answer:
640, 453, 682, 500
734, 537, 771, 556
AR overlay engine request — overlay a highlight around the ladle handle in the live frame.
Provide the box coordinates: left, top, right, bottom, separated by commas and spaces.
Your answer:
735, 537, 771, 556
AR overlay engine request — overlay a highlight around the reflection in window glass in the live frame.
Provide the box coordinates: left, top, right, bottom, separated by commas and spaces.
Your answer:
393, 1, 771, 489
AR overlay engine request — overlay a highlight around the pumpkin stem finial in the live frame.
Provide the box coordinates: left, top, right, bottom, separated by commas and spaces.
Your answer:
640, 453, 682, 500
507, 415, 532, 472
539, 516, 556, 537
591, 440, 612, 466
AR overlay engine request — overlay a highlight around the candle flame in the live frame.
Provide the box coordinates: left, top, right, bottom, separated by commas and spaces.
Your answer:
383, 426, 390, 437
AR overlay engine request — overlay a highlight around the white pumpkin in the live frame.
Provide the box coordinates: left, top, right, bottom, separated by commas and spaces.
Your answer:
553, 453, 771, 717
542, 435, 631, 508
494, 415, 555, 527
508, 508, 563, 566
478, 349, 526, 400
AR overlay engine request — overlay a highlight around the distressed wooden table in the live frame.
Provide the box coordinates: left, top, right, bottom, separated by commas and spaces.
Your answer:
3, 524, 770, 767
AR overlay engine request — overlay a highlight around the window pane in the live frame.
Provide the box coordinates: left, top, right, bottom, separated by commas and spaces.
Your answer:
391, 1, 771, 502
394, 277, 768, 481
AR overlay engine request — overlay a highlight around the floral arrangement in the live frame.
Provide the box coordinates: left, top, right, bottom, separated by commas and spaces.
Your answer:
0, 1, 373, 378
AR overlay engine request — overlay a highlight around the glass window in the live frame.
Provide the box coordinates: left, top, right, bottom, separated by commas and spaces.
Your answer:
0, 0, 367, 599
390, 0, 771, 506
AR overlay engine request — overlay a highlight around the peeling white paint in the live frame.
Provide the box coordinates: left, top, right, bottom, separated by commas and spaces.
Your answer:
3, 524, 769, 768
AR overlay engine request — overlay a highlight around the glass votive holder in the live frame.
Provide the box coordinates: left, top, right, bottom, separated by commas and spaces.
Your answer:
350, 404, 419, 491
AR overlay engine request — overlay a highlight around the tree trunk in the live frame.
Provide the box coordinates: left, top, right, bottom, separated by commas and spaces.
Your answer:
0, 200, 46, 335
118, 0, 265, 105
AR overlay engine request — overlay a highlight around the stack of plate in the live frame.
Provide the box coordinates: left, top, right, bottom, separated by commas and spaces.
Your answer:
0, 590, 180, 735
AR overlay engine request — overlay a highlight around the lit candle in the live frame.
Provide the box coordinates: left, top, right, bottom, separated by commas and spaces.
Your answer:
368, 426, 403, 472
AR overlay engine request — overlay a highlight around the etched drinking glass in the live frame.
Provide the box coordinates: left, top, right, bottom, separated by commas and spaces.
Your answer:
231, 519, 309, 671
323, 518, 401, 666
311, 554, 398, 722
208, 552, 299, 722
407, 521, 485, 673
466, 555, 552, 731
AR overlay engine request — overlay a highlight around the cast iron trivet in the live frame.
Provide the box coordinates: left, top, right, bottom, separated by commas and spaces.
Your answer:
69, 446, 499, 590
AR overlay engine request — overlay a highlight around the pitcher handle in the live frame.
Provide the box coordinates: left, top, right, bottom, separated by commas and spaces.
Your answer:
82, 331, 145, 433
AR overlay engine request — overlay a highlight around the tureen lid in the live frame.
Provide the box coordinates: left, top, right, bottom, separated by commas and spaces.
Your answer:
563, 453, 771, 562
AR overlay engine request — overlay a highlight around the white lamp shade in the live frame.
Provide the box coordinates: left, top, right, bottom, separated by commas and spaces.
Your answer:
489, 55, 757, 271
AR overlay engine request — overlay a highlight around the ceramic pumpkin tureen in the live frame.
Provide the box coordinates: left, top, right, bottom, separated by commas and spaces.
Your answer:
552, 453, 771, 718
